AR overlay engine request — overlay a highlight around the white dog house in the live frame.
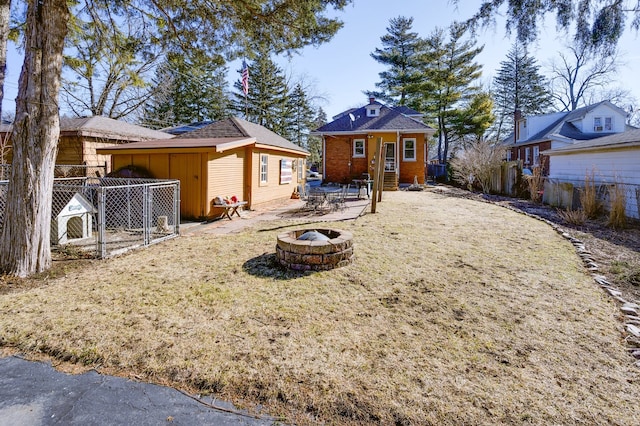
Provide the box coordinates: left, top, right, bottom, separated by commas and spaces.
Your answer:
51, 192, 96, 245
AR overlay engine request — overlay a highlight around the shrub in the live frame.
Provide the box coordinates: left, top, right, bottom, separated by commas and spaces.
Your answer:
557, 208, 586, 225
607, 183, 627, 229
579, 170, 603, 219
450, 140, 506, 194
526, 164, 545, 203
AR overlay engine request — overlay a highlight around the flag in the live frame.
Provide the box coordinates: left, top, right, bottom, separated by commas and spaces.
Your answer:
241, 60, 249, 95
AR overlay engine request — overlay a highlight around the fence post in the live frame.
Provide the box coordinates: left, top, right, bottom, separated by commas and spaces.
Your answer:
174, 181, 181, 235
97, 186, 107, 258
143, 185, 150, 245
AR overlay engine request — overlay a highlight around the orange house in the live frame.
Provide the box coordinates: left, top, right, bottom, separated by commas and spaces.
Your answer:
311, 98, 435, 189
97, 117, 309, 219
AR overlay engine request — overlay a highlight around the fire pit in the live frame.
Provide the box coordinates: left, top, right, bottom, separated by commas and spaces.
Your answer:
276, 228, 354, 271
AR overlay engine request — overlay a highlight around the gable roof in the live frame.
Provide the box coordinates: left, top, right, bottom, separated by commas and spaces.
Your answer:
393, 105, 423, 117
312, 102, 434, 135
0, 116, 173, 142
544, 128, 640, 155
504, 101, 628, 145
97, 117, 309, 156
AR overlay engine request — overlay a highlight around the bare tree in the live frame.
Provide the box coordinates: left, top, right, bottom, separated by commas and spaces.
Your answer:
549, 42, 625, 111
450, 139, 506, 194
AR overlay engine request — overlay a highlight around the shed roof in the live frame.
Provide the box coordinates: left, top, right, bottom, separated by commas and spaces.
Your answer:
0, 116, 173, 142
97, 117, 309, 156
544, 128, 640, 155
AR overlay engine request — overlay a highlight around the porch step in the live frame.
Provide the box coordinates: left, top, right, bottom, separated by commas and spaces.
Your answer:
383, 172, 398, 191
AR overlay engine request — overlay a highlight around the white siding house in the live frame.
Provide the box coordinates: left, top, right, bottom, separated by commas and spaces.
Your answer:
544, 129, 640, 218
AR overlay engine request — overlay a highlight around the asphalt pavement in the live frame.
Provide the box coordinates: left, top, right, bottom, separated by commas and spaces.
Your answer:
0, 356, 276, 425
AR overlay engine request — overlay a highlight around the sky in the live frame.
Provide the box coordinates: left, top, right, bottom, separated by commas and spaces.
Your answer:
2, 0, 640, 123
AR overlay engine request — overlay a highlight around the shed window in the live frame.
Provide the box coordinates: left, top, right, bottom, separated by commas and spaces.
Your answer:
403, 138, 416, 161
353, 139, 365, 158
260, 154, 268, 184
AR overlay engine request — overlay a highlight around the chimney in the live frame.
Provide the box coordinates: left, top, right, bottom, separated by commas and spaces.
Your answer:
514, 109, 522, 141
369, 96, 375, 104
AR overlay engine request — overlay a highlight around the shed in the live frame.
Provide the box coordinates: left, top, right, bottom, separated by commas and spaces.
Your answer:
51, 192, 97, 244
96, 117, 309, 219
0, 116, 173, 174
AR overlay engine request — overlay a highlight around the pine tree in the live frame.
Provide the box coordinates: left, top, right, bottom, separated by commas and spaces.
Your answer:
370, 16, 422, 106
287, 83, 316, 146
231, 47, 290, 135
413, 23, 484, 164
491, 42, 553, 141
143, 50, 231, 128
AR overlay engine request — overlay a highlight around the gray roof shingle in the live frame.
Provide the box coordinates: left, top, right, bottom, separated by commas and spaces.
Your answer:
314, 103, 434, 134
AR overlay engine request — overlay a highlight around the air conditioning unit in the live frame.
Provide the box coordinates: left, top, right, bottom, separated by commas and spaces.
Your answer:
595, 126, 603, 131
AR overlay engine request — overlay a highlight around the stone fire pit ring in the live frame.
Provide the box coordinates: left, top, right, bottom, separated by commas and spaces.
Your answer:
276, 229, 354, 271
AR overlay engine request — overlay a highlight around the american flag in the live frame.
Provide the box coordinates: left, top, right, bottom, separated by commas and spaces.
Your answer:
241, 60, 249, 95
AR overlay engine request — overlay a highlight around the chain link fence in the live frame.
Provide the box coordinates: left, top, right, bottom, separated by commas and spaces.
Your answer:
0, 177, 180, 258
0, 164, 108, 180
543, 178, 640, 219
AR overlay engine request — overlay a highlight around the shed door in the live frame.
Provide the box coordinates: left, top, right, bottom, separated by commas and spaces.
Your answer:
170, 153, 203, 218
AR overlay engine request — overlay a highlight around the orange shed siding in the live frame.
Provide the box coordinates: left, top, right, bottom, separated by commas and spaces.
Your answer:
207, 148, 245, 210
251, 148, 305, 208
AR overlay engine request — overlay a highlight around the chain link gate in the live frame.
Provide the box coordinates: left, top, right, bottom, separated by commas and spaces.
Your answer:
0, 177, 180, 258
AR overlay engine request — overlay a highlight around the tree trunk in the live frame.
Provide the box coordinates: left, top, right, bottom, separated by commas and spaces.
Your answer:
0, 0, 10, 119
0, 0, 69, 277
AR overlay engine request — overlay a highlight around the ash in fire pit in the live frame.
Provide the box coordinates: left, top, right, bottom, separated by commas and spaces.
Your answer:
276, 229, 354, 271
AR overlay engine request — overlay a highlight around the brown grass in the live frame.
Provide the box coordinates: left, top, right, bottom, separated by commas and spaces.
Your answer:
557, 207, 587, 225
1, 191, 639, 425
580, 170, 604, 219
608, 183, 627, 229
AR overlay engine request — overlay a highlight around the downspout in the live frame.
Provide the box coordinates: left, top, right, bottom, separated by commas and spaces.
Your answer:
322, 135, 326, 179
396, 130, 400, 179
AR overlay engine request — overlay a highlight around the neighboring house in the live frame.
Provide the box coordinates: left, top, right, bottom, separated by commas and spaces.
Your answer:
543, 128, 640, 218
311, 98, 435, 189
503, 101, 630, 175
97, 117, 309, 219
0, 116, 173, 173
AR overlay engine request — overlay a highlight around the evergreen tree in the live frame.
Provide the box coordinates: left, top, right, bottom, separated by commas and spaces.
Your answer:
413, 23, 484, 165
231, 47, 290, 136
287, 83, 316, 146
491, 42, 552, 142
307, 107, 327, 167
370, 16, 422, 106
143, 50, 231, 128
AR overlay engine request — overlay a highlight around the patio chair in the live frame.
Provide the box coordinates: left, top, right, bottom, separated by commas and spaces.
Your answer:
329, 184, 349, 211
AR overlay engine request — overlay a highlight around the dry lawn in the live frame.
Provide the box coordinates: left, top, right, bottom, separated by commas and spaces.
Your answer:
1, 190, 639, 425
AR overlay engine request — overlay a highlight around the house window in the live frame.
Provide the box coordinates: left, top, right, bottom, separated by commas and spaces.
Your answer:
525, 147, 531, 164
260, 154, 268, 184
506, 150, 512, 161
366, 107, 379, 117
403, 138, 416, 161
353, 139, 365, 158
594, 116, 612, 132
533, 146, 540, 165
297, 159, 303, 181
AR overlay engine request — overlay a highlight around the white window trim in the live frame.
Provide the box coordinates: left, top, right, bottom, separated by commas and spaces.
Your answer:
260, 154, 268, 184
353, 139, 365, 158
403, 138, 416, 161
525, 147, 531, 164
593, 116, 613, 132
533, 146, 540, 166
